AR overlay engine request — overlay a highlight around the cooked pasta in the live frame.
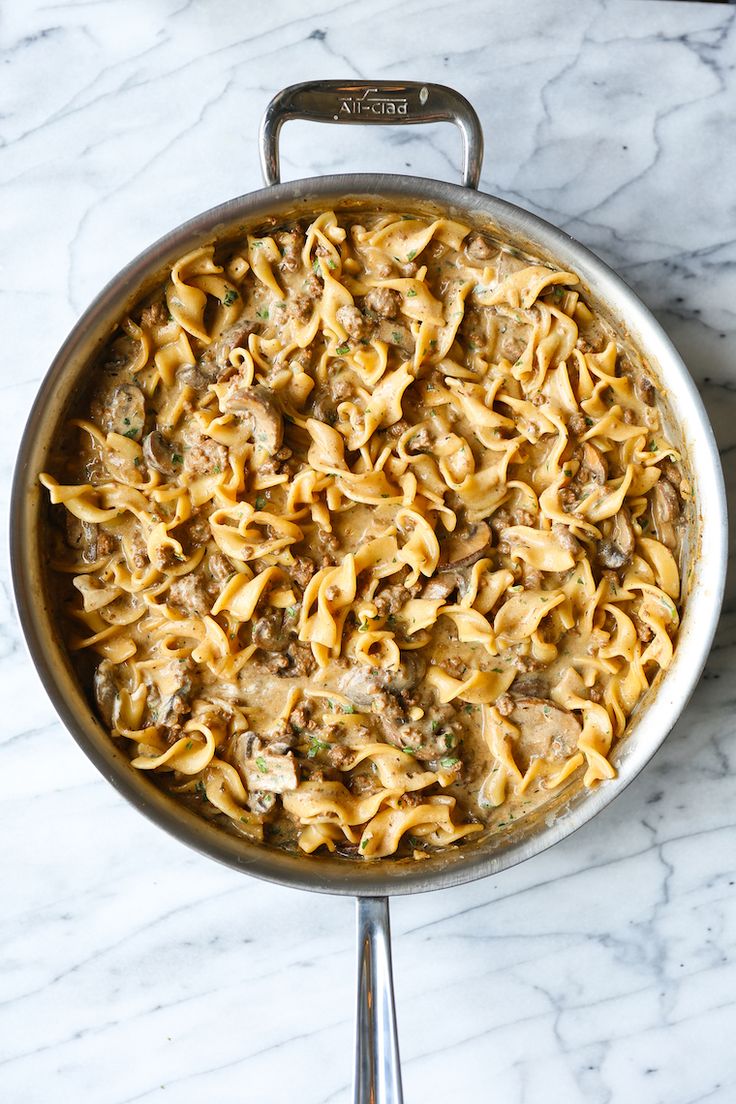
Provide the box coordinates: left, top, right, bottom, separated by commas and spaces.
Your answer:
40, 208, 689, 860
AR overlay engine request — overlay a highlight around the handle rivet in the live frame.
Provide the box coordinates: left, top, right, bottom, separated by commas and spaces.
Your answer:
419, 86, 429, 105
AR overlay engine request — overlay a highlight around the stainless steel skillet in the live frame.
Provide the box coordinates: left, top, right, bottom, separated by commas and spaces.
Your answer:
10, 81, 727, 1103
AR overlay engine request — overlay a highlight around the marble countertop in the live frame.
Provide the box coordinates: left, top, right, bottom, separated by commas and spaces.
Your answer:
2, 1, 735, 1101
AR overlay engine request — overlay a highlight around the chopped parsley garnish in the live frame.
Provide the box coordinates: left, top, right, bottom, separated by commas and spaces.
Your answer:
256, 307, 269, 320
443, 733, 455, 749
307, 737, 330, 758
360, 838, 369, 850
171, 453, 183, 465
255, 494, 266, 510
222, 289, 239, 307
401, 747, 415, 755
342, 704, 356, 715
185, 740, 194, 750
391, 331, 402, 344
407, 250, 417, 261
326, 259, 336, 270
648, 440, 658, 452
255, 756, 268, 774
406, 288, 417, 298
440, 756, 459, 768
335, 343, 350, 355
584, 416, 594, 426
123, 427, 140, 440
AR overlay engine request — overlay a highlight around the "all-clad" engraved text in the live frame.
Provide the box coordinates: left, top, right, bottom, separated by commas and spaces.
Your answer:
333, 88, 409, 120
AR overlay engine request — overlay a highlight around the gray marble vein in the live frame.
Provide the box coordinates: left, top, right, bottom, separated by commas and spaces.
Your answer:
1, 0, 735, 1101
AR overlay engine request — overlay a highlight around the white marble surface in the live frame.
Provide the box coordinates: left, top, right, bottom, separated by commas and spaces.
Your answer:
2, 1, 735, 1101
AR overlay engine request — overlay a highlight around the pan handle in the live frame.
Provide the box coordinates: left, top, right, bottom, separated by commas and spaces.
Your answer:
354, 896, 404, 1104
259, 80, 483, 189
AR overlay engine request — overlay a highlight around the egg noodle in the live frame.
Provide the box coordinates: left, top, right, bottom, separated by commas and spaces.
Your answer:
40, 209, 687, 860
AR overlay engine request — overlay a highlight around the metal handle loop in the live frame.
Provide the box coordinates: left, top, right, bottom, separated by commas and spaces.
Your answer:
259, 80, 483, 189
354, 896, 404, 1104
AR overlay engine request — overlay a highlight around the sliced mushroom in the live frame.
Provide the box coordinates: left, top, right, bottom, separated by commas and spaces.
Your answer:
142, 431, 177, 476
653, 478, 680, 521
596, 507, 635, 570
465, 233, 495, 261
421, 571, 461, 601
385, 652, 427, 694
199, 322, 255, 380
596, 540, 628, 571
311, 393, 336, 425
340, 653, 426, 709
247, 790, 277, 816
659, 458, 683, 493
511, 673, 549, 698
441, 521, 491, 568
612, 507, 636, 557
65, 514, 98, 563
220, 383, 283, 454
651, 479, 680, 550
93, 660, 117, 727
508, 697, 581, 769
177, 363, 209, 392
232, 732, 300, 794
633, 372, 657, 406
158, 682, 193, 727
376, 319, 415, 354
252, 609, 290, 653
552, 522, 581, 558
340, 665, 384, 709
579, 441, 608, 485
106, 384, 145, 441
